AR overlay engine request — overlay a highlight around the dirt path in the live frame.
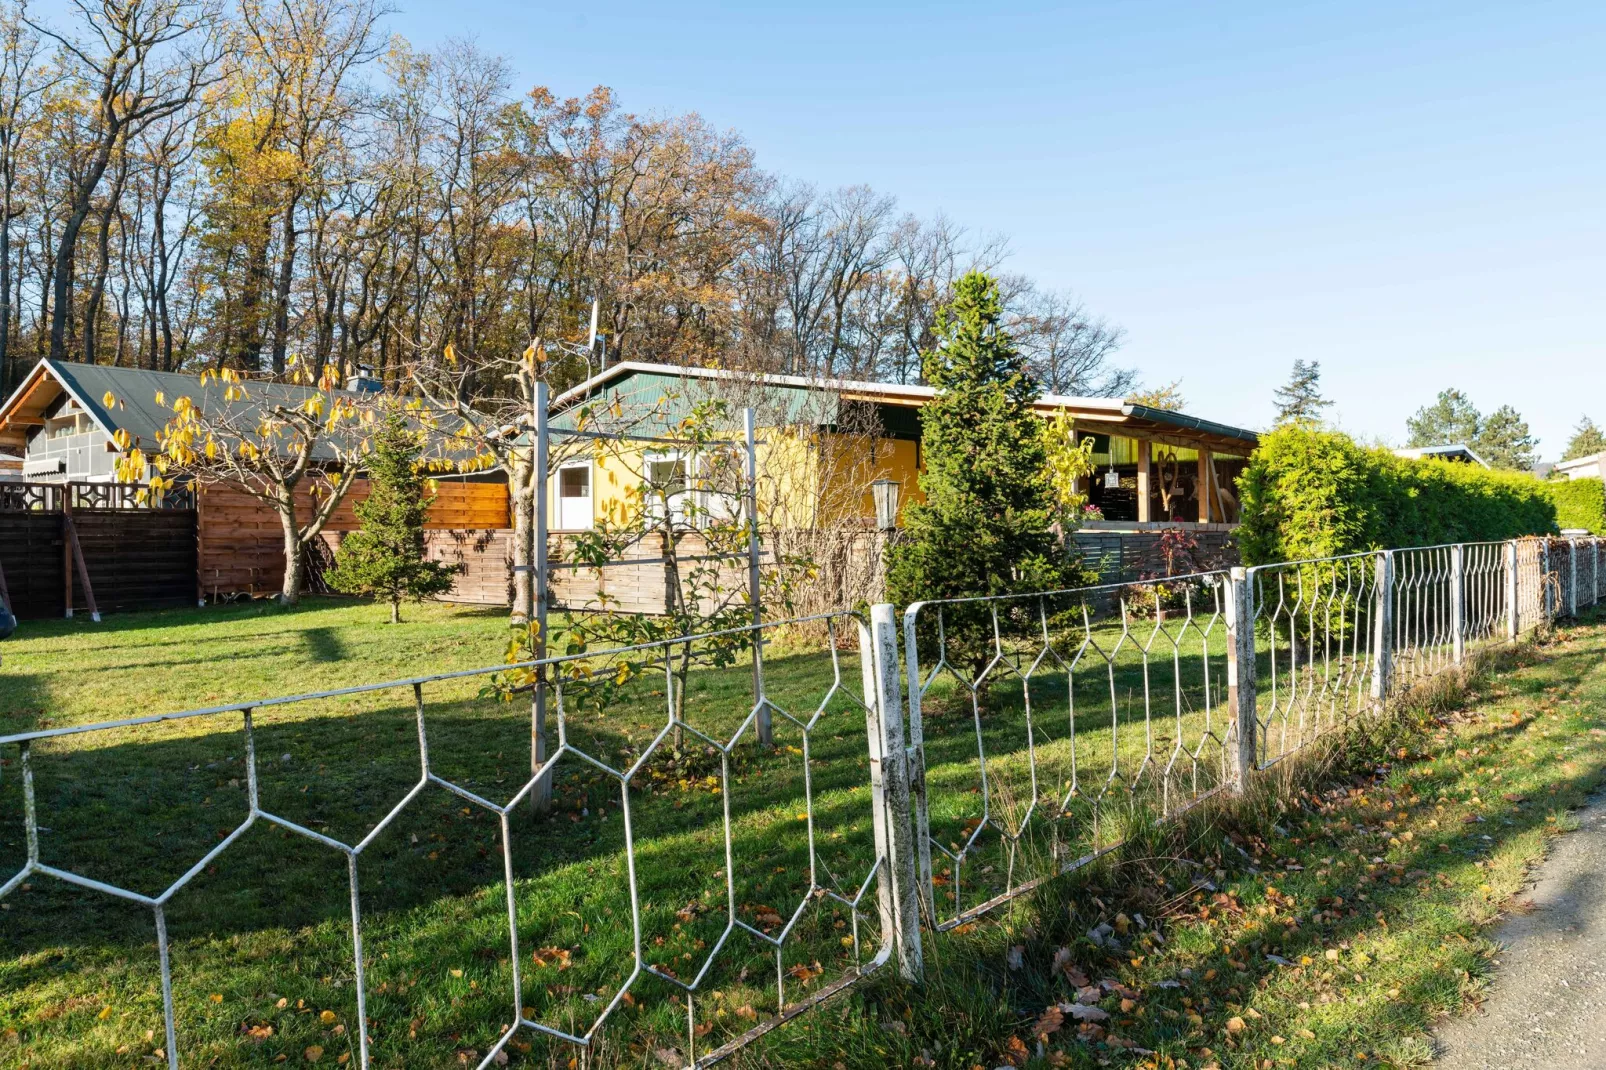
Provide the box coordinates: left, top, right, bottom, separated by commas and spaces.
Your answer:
1433, 789, 1606, 1069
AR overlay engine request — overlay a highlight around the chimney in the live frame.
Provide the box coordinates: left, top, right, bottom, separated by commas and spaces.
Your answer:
345, 366, 383, 393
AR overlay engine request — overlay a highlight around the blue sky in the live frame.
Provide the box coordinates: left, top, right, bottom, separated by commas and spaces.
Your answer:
380, 0, 1604, 454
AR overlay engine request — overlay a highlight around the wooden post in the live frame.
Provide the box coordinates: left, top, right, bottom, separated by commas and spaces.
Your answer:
1197, 449, 1212, 523
62, 505, 73, 619
1136, 439, 1151, 524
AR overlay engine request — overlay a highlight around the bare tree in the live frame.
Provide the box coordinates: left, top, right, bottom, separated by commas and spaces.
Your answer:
27, 0, 221, 361
1011, 286, 1132, 396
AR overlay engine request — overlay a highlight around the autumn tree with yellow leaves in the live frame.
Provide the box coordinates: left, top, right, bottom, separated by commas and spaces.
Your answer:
112, 359, 383, 604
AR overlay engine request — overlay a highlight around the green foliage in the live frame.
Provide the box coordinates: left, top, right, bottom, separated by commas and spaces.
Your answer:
1405, 388, 1481, 448
1238, 424, 1557, 564
1547, 477, 1605, 534
1476, 404, 1539, 471
1405, 389, 1538, 471
1563, 416, 1606, 462
1272, 359, 1332, 426
886, 271, 1090, 670
323, 413, 459, 621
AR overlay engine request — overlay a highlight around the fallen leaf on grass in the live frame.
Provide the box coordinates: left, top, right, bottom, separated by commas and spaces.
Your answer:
1057, 1002, 1109, 1022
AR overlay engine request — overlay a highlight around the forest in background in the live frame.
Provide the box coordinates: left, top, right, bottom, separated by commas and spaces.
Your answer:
0, 0, 1134, 404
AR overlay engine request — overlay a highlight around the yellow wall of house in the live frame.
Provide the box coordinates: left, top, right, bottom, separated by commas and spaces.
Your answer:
543, 427, 926, 532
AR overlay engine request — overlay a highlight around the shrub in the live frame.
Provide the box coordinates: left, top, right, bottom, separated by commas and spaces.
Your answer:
1238, 425, 1556, 565
1546, 477, 1605, 534
886, 271, 1091, 674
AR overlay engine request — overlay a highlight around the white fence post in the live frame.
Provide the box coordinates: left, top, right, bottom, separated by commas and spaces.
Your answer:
1505, 541, 1520, 641
1569, 539, 1578, 618
861, 604, 923, 981
1225, 567, 1258, 790
1541, 539, 1553, 624
1371, 551, 1394, 705
1450, 542, 1465, 666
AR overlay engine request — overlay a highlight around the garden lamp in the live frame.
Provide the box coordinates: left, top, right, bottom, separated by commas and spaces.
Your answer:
870, 478, 900, 532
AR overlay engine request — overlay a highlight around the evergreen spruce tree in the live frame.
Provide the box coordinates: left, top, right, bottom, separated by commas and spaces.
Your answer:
1272, 359, 1333, 426
1405, 388, 1482, 448
1475, 404, 1539, 471
886, 271, 1085, 673
1563, 416, 1606, 461
325, 413, 459, 622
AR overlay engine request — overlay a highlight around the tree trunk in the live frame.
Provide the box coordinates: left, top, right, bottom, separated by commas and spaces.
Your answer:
390, 597, 400, 624
270, 196, 298, 374
277, 499, 304, 606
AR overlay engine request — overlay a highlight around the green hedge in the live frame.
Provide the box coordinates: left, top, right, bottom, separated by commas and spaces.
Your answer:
1548, 477, 1605, 534
1238, 426, 1557, 565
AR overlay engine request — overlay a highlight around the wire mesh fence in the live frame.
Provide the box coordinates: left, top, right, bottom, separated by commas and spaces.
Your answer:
898, 534, 1606, 932
5, 535, 1604, 1065
900, 573, 1236, 932
0, 611, 907, 1070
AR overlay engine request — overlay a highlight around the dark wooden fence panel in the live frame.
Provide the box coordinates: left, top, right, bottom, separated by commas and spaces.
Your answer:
0, 513, 65, 619
71, 510, 198, 614
0, 509, 197, 619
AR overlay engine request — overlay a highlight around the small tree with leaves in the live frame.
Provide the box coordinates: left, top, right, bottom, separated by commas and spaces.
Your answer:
113, 360, 378, 605
1272, 360, 1332, 426
324, 413, 459, 623
886, 270, 1087, 677
1563, 417, 1606, 462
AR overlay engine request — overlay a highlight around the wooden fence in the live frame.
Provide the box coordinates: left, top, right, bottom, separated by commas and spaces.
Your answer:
196, 480, 510, 599
0, 491, 197, 620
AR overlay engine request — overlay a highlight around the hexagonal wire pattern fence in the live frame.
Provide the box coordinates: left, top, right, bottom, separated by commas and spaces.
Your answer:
900, 573, 1236, 932
898, 536, 1605, 932
6, 537, 1602, 1062
0, 610, 915, 1070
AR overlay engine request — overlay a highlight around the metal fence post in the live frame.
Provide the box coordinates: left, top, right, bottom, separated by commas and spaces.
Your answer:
530, 380, 551, 814
901, 607, 935, 926
1569, 539, 1578, 618
861, 603, 923, 981
744, 408, 772, 747
1370, 551, 1394, 705
1541, 539, 1553, 624
1225, 567, 1258, 790
1505, 541, 1519, 640
1450, 543, 1465, 666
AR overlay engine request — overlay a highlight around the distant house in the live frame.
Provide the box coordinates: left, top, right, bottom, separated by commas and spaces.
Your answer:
0, 358, 386, 484
1553, 452, 1606, 482
1393, 443, 1490, 468
547, 361, 1262, 532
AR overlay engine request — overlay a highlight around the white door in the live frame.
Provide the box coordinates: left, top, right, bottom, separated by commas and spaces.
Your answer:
558, 463, 592, 530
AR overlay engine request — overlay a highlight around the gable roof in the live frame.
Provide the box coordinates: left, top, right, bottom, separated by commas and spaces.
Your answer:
0, 359, 384, 459
551, 360, 1261, 454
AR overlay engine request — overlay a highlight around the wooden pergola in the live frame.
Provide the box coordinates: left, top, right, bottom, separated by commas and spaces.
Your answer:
1032, 397, 1260, 525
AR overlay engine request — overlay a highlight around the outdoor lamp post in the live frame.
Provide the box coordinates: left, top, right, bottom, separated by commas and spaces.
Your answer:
871, 478, 901, 532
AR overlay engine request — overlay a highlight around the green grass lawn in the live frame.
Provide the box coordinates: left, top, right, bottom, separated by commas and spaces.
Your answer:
775, 610, 1606, 1070
0, 593, 1261, 1068
2, 593, 1568, 1069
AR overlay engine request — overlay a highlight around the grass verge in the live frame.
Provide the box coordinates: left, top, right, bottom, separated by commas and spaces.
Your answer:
755, 611, 1606, 1069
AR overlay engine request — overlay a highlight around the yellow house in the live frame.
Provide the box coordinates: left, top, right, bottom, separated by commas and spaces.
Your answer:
544, 362, 1260, 534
